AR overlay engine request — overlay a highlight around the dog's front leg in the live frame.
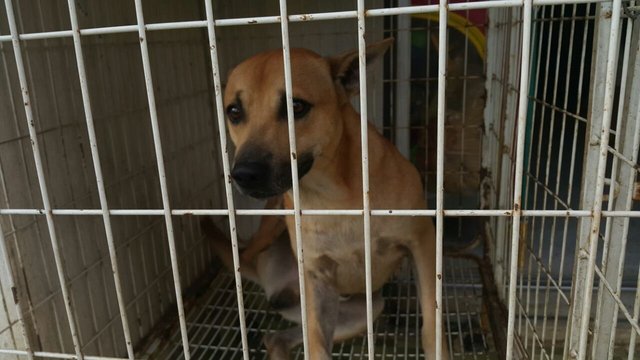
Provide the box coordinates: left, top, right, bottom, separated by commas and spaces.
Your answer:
410, 220, 449, 359
264, 255, 339, 360
304, 256, 340, 359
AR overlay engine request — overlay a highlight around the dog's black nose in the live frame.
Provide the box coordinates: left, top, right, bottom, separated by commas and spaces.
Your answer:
231, 161, 269, 190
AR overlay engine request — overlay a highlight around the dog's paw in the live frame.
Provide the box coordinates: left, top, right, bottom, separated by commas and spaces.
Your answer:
267, 287, 300, 311
263, 333, 290, 360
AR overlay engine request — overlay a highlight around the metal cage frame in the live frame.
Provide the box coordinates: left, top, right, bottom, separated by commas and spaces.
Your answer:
0, 0, 639, 359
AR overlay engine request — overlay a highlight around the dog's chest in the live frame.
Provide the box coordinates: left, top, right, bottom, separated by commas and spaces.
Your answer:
290, 215, 406, 294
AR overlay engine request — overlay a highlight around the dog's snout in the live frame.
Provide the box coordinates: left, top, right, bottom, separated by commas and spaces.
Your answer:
231, 161, 270, 189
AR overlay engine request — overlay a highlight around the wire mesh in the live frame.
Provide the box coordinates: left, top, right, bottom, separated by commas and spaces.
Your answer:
485, 1, 640, 359
156, 257, 496, 360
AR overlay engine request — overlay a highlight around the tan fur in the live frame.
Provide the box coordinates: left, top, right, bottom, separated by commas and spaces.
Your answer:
224, 39, 448, 359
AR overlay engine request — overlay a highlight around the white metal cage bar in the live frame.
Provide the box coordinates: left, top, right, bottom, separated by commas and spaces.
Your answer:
277, 0, 311, 358
547, 7, 591, 358
523, 4, 577, 357
566, 3, 612, 357
526, 5, 565, 356
592, 8, 636, 359
3, 0, 85, 358
203, 1, 251, 359
0, 349, 128, 360
1, 0, 638, 359
630, 261, 640, 359
5, 208, 640, 217
64, 0, 135, 357
131, 0, 191, 358
505, 1, 533, 357
554, 5, 592, 355
575, 0, 623, 358
623, 21, 640, 359
0, 1, 610, 44
0, 223, 33, 359
355, 0, 376, 357
435, 0, 448, 358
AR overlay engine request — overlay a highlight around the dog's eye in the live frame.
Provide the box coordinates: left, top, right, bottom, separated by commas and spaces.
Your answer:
292, 99, 311, 119
226, 104, 244, 124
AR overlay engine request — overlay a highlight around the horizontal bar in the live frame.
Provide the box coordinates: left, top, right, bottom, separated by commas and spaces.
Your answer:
0, 0, 612, 43
0, 349, 127, 360
2, 208, 640, 217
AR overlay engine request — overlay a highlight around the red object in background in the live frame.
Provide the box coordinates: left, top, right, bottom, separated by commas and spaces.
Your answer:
411, 0, 487, 34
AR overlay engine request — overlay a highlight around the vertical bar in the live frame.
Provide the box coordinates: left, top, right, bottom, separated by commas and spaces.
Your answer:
356, 0, 376, 357
593, 12, 639, 360
3, 0, 85, 358
575, 1, 622, 358
435, 0, 448, 358
505, 0, 533, 358
0, 39, 45, 357
539, 4, 577, 349
522, 4, 548, 351
30, 0, 109, 351
482, 7, 499, 269
0, 225, 34, 360
131, 1, 190, 358
559, 4, 593, 359
531, 5, 569, 356
202, 2, 250, 359
565, 3, 614, 357
394, 0, 411, 159
277, 0, 310, 358
496, 7, 519, 301
65, 1, 135, 357
423, 3, 432, 203
629, 265, 640, 360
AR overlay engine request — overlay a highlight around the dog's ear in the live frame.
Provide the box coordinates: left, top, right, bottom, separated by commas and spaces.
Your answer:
328, 37, 394, 96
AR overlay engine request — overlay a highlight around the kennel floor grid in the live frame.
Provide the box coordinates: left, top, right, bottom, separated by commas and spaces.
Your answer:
155, 256, 495, 359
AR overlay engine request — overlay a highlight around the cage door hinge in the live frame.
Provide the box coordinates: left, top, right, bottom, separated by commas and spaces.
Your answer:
11, 286, 18, 304
518, 220, 528, 271
624, 2, 639, 19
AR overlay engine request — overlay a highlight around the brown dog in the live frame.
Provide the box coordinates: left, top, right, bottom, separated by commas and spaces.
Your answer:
223, 38, 447, 359
201, 203, 385, 351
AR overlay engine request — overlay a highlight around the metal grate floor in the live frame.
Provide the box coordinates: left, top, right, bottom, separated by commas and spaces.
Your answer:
156, 257, 497, 359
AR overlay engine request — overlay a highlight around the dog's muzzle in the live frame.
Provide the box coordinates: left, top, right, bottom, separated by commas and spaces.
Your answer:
231, 150, 314, 199
231, 161, 270, 191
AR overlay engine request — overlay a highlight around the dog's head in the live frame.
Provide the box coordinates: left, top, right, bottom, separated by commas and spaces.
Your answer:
224, 38, 393, 199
